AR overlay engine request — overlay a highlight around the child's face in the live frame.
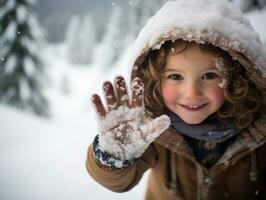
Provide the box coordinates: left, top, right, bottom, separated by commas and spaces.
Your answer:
161, 45, 225, 124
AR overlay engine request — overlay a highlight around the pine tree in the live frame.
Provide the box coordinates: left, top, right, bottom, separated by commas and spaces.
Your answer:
65, 15, 82, 64
92, 5, 124, 69
78, 14, 96, 64
127, 0, 167, 38
244, 0, 266, 12
0, 0, 49, 116
65, 14, 97, 65
232, 0, 266, 13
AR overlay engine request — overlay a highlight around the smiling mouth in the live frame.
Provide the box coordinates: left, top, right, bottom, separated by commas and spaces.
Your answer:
180, 103, 208, 111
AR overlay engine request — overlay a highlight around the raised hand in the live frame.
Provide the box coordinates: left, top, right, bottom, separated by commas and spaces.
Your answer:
91, 76, 170, 160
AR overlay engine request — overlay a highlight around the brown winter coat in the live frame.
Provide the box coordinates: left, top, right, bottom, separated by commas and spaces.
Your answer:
87, 1, 266, 199
86, 116, 266, 200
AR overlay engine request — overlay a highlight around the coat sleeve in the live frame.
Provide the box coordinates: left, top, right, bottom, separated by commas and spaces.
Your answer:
86, 142, 158, 192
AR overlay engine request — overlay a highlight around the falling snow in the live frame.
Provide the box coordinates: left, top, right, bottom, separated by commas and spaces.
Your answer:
0, 0, 265, 199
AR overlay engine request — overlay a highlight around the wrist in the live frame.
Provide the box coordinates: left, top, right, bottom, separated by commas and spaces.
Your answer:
92, 135, 135, 169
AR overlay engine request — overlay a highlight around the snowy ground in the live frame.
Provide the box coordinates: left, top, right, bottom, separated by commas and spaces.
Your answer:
0, 8, 265, 200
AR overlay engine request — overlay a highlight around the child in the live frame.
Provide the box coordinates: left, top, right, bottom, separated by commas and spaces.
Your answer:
86, 0, 266, 199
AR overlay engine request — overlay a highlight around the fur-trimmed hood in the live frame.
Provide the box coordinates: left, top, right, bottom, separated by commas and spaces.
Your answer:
129, 0, 266, 159
130, 0, 266, 89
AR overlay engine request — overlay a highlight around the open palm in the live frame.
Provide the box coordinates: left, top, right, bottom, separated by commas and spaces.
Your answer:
91, 76, 170, 160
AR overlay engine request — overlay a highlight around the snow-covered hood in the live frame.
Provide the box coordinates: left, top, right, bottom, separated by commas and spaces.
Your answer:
130, 0, 266, 89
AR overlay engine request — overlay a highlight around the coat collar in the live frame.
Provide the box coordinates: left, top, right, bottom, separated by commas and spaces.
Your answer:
155, 115, 266, 167
155, 126, 194, 158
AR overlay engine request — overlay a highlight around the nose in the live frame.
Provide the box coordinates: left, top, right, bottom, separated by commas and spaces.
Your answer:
183, 80, 202, 99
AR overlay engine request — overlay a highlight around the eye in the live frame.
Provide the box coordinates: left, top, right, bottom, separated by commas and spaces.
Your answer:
201, 72, 218, 80
168, 74, 184, 80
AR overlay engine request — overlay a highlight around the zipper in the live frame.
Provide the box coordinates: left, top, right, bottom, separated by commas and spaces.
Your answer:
169, 151, 178, 193
249, 150, 258, 182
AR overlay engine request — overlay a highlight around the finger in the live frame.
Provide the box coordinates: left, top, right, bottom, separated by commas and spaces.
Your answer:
145, 115, 171, 142
114, 76, 129, 106
131, 77, 144, 108
91, 94, 106, 118
103, 81, 118, 111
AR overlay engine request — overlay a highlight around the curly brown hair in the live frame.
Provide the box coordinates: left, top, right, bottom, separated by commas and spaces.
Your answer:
138, 40, 263, 129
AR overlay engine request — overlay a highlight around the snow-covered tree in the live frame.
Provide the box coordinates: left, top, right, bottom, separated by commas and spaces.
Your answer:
126, 0, 168, 38
0, 0, 49, 116
90, 0, 168, 69
92, 5, 125, 69
65, 15, 81, 61
65, 14, 97, 65
232, 0, 266, 13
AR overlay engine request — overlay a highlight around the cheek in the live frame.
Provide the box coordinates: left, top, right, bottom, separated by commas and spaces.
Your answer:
209, 85, 225, 106
161, 84, 177, 105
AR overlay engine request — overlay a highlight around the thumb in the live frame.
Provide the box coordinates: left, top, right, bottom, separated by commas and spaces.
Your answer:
144, 115, 171, 142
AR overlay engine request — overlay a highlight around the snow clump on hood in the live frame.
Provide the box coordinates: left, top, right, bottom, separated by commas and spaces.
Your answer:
130, 0, 266, 88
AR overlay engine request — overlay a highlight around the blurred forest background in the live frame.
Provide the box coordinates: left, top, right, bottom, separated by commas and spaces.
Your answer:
0, 0, 266, 116
0, 0, 266, 200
